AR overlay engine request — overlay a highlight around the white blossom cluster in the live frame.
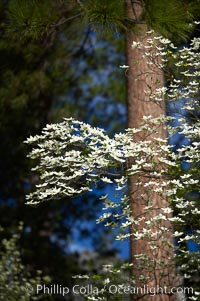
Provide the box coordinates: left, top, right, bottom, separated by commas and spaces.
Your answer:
132, 30, 200, 106
25, 32, 200, 300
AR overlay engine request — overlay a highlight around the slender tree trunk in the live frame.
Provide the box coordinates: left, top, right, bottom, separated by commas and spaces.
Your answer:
126, 1, 179, 300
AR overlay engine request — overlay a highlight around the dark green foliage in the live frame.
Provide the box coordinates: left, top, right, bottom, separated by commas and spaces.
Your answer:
0, 0, 125, 196
144, 0, 200, 42
83, 0, 130, 33
0, 2, 126, 298
0, 1, 199, 298
83, 0, 200, 41
0, 223, 51, 301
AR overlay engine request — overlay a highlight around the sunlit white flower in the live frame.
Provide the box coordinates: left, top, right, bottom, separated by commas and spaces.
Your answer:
119, 65, 129, 69
24, 31, 200, 296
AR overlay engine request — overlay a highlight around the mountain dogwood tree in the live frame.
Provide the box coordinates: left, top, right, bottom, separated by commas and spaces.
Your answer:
25, 32, 200, 301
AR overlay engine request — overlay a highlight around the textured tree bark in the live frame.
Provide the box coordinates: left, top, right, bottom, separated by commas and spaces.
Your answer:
126, 1, 178, 300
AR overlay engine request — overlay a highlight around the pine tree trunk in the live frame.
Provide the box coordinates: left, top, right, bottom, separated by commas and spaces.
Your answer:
126, 1, 179, 300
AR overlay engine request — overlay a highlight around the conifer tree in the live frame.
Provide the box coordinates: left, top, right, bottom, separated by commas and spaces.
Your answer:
1, 1, 199, 300
126, 2, 173, 299
25, 32, 200, 300
81, 0, 199, 299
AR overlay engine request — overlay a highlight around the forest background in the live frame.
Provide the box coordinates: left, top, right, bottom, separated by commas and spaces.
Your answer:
0, 1, 199, 301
